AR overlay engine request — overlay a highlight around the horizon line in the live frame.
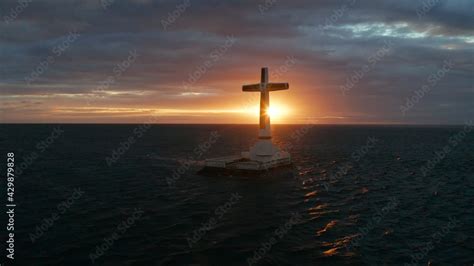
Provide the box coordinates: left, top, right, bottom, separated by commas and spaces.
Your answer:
0, 122, 469, 126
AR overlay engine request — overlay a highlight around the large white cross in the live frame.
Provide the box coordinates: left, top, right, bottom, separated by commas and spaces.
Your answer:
242, 67, 289, 140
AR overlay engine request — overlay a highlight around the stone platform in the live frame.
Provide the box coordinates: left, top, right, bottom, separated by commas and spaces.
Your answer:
203, 151, 291, 172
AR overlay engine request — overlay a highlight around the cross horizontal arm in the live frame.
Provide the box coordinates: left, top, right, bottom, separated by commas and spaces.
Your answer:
267, 83, 289, 91
243, 83, 289, 92
242, 84, 261, 92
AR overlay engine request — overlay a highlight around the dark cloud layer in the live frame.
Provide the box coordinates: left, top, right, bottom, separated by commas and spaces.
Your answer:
0, 0, 473, 123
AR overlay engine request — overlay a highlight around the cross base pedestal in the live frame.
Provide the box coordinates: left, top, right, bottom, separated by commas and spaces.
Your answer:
204, 141, 291, 172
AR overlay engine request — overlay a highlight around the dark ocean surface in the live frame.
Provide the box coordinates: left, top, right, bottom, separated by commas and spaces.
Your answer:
0, 124, 473, 266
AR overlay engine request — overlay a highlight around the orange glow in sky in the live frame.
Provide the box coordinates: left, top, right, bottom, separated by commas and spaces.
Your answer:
241, 102, 292, 123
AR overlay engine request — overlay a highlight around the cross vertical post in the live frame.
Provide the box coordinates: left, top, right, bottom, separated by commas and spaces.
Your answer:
259, 68, 271, 139
242, 67, 289, 146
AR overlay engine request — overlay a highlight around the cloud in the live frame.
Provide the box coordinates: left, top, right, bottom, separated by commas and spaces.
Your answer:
1, 0, 473, 123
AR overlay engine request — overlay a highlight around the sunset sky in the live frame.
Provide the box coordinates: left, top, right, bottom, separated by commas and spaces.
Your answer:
1, 0, 473, 124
